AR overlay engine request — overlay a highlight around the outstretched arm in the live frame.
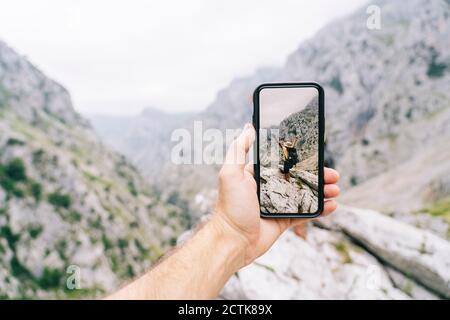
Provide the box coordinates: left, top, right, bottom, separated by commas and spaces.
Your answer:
107, 124, 340, 299
106, 216, 245, 299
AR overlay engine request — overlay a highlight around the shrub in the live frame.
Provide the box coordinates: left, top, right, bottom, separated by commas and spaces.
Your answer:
68, 210, 82, 223
4, 158, 27, 181
0, 225, 20, 249
127, 180, 138, 197
48, 192, 72, 209
6, 138, 25, 146
28, 225, 43, 239
118, 238, 128, 250
29, 181, 42, 202
38, 267, 64, 290
329, 75, 344, 94
427, 53, 447, 78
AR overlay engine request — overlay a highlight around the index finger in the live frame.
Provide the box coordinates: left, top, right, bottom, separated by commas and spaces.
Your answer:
324, 167, 340, 184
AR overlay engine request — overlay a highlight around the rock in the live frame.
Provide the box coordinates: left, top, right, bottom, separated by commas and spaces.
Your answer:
385, 267, 439, 300
290, 168, 319, 191
221, 228, 409, 299
260, 167, 318, 214
324, 206, 450, 298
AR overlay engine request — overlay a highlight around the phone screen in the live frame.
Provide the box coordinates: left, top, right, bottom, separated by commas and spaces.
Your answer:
254, 83, 324, 217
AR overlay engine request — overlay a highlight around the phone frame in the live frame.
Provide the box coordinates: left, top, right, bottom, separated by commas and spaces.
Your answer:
253, 82, 325, 218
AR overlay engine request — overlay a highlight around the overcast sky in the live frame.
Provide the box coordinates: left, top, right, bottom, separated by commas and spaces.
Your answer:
260, 87, 317, 127
0, 0, 366, 116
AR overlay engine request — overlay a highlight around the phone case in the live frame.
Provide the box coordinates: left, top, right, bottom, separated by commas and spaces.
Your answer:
253, 82, 325, 218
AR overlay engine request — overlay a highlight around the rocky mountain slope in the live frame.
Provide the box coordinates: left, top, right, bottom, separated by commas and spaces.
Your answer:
279, 99, 319, 165
0, 40, 188, 298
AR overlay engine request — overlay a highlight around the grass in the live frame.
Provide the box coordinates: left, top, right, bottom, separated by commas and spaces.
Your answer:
334, 241, 353, 264
422, 198, 450, 224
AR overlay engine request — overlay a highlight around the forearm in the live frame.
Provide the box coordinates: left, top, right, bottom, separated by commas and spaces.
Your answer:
107, 217, 246, 299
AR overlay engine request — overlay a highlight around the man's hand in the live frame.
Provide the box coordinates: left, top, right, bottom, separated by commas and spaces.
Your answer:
108, 123, 340, 299
211, 123, 340, 266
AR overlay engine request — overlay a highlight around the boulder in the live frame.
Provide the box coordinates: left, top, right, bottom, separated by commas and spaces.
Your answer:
323, 206, 450, 298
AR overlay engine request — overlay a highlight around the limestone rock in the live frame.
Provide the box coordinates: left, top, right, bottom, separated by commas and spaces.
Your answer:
324, 206, 450, 298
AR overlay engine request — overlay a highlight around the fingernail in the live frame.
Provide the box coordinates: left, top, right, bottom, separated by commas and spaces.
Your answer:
244, 123, 252, 131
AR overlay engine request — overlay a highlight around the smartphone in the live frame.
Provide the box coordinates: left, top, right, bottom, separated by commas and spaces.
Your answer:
253, 83, 324, 218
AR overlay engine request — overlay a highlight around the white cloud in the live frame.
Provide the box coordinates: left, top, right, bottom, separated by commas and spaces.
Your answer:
0, 0, 366, 115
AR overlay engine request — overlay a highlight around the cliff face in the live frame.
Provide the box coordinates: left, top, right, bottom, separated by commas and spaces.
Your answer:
279, 100, 319, 166
0, 41, 188, 298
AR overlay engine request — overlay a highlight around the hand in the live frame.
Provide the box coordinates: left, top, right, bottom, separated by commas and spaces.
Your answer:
211, 123, 340, 267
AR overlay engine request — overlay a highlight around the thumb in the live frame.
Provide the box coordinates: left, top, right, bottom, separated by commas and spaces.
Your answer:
223, 123, 255, 173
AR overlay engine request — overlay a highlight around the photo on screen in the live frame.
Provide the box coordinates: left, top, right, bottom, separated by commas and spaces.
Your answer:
259, 87, 319, 214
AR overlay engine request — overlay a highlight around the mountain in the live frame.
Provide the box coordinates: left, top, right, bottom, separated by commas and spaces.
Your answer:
279, 100, 319, 167
90, 0, 450, 299
0, 40, 188, 298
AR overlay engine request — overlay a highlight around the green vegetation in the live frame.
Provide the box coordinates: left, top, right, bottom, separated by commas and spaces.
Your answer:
67, 210, 82, 223
127, 180, 138, 197
334, 241, 353, 264
329, 75, 344, 94
118, 238, 129, 250
134, 239, 149, 258
423, 198, 450, 224
427, 52, 447, 78
29, 181, 43, 202
0, 83, 11, 108
0, 225, 20, 250
32, 149, 45, 165
254, 262, 275, 273
82, 170, 113, 191
10, 256, 33, 281
28, 225, 43, 239
3, 158, 26, 181
47, 192, 72, 209
62, 287, 105, 300
6, 138, 25, 146
102, 234, 113, 251
0, 159, 43, 200
37, 267, 65, 290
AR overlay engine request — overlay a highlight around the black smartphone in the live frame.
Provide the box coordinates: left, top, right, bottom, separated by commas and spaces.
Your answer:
253, 83, 324, 218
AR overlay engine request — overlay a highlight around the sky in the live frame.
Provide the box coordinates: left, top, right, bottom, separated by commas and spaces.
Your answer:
260, 87, 317, 127
0, 0, 366, 116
